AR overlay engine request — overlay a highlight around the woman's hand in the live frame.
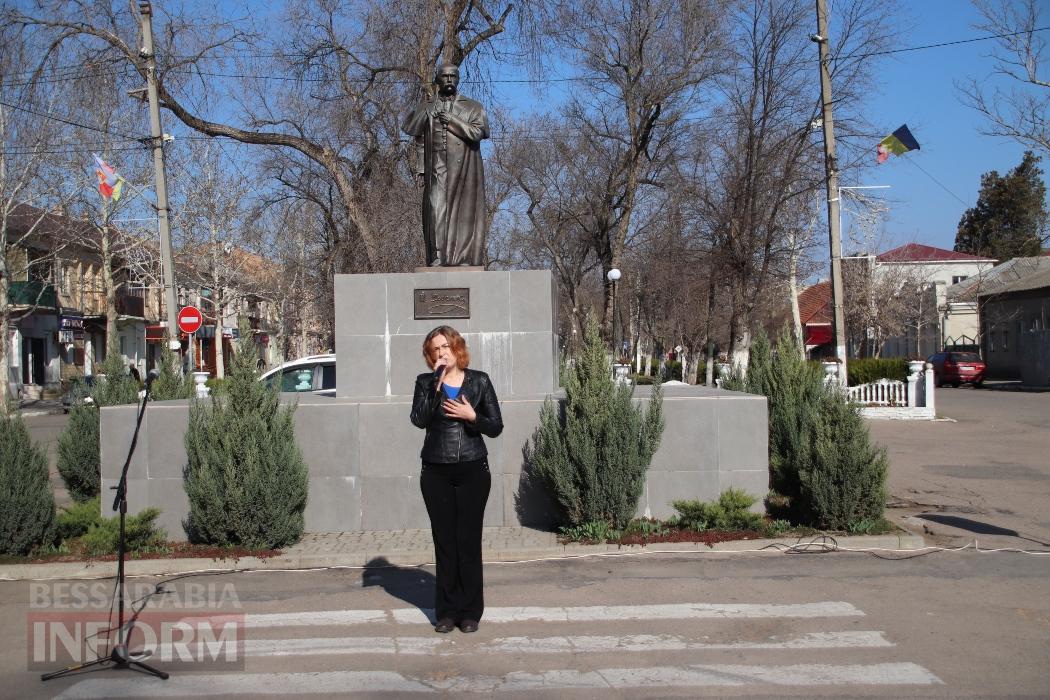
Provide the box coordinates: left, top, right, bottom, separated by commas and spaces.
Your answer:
442, 396, 476, 423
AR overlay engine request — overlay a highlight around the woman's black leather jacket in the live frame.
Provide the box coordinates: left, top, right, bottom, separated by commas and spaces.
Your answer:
410, 368, 504, 463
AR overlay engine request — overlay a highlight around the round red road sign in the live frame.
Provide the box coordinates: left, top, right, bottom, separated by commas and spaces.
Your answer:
177, 305, 203, 334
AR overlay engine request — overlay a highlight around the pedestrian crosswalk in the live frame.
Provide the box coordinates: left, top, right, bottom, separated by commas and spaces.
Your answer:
51, 600, 942, 698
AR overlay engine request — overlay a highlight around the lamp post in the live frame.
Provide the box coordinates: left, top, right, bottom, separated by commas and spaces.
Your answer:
607, 267, 627, 384
607, 267, 621, 350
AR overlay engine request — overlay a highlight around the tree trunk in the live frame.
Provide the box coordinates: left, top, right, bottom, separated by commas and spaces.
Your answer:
0, 280, 10, 416
100, 214, 119, 358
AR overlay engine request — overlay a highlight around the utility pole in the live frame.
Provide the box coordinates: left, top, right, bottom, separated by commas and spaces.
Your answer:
814, 0, 847, 382
138, 2, 181, 357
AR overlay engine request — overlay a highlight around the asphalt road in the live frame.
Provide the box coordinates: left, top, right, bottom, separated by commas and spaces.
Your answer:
0, 551, 1047, 698
868, 383, 1050, 550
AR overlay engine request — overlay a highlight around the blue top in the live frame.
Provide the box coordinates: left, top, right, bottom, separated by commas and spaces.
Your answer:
444, 385, 461, 400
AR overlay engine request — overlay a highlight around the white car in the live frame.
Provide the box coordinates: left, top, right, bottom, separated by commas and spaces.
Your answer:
259, 354, 336, 396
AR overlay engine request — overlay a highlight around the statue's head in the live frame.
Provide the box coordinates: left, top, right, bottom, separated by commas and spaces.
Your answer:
433, 63, 460, 96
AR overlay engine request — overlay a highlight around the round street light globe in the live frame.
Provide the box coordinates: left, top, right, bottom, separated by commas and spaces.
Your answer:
607, 268, 621, 282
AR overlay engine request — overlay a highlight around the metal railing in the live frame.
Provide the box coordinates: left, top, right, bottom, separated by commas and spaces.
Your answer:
8, 281, 57, 308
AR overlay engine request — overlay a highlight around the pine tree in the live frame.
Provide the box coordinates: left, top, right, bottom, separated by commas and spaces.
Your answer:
744, 330, 825, 519
183, 331, 308, 548
531, 317, 664, 529
809, 389, 888, 529
150, 345, 193, 402
90, 348, 140, 408
0, 414, 56, 555
955, 151, 1048, 261
56, 404, 101, 502
742, 329, 887, 528
55, 346, 140, 504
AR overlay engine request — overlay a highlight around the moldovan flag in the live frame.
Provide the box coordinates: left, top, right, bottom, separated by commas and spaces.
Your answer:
92, 154, 125, 201
876, 124, 920, 164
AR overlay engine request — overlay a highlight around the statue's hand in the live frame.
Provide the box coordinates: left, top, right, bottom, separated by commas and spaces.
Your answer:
415, 173, 425, 189
437, 110, 451, 125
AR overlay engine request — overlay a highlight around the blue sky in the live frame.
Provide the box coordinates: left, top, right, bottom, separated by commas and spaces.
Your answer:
843, 1, 1036, 254
153, 1, 1044, 258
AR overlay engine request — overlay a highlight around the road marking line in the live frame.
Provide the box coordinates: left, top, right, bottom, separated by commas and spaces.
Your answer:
235, 609, 386, 628
222, 630, 891, 657
392, 601, 864, 624
198, 602, 863, 629
53, 663, 942, 697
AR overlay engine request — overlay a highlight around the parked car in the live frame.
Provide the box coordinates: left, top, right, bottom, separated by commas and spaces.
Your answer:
927, 351, 986, 388
259, 354, 336, 396
61, 375, 97, 412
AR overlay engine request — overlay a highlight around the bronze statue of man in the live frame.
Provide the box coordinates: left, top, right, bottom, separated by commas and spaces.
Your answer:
403, 64, 490, 267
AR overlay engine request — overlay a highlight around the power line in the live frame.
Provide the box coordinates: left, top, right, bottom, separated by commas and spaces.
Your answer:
5, 26, 1045, 89
905, 157, 970, 207
0, 98, 141, 140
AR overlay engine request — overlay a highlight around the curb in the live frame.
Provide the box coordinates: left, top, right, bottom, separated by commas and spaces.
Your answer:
0, 534, 928, 581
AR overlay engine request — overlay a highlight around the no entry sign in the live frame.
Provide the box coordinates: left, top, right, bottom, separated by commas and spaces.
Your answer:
177, 305, 203, 335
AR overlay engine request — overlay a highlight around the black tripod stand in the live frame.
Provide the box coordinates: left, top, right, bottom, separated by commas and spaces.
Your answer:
42, 371, 169, 682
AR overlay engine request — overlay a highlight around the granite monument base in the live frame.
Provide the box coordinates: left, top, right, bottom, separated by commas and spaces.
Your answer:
99, 384, 768, 540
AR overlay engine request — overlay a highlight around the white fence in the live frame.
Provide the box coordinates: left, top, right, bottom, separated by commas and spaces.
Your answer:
827, 361, 936, 420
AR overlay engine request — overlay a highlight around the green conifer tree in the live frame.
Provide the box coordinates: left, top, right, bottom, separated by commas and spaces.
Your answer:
90, 348, 141, 408
0, 414, 56, 555
149, 345, 194, 401
56, 404, 101, 502
531, 317, 664, 529
55, 346, 141, 504
183, 330, 308, 548
744, 330, 825, 519
742, 329, 887, 528
809, 389, 888, 529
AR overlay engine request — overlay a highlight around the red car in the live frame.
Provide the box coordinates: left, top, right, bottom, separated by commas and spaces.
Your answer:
927, 351, 986, 388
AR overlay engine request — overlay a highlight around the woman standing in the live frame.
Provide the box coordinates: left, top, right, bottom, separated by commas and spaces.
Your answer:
410, 325, 503, 634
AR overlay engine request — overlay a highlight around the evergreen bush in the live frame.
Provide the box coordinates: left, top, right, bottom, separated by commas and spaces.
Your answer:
150, 345, 194, 401
183, 332, 308, 549
0, 415, 56, 555
55, 347, 141, 504
56, 404, 102, 502
808, 388, 888, 529
79, 507, 166, 556
91, 349, 141, 407
671, 488, 764, 531
847, 358, 908, 386
742, 329, 888, 529
743, 330, 825, 519
530, 317, 664, 529
55, 497, 103, 542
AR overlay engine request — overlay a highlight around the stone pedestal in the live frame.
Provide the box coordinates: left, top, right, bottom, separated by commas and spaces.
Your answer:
334, 269, 560, 398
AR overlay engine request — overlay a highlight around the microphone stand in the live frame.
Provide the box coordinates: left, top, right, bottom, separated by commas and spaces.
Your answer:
42, 374, 169, 682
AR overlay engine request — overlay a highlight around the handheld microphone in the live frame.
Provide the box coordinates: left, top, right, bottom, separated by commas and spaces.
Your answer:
433, 364, 446, 380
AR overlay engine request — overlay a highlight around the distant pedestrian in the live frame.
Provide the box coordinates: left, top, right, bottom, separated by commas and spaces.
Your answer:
410, 325, 503, 634
128, 363, 141, 383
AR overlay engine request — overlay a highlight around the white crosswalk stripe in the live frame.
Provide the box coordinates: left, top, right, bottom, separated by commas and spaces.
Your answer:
53, 601, 943, 697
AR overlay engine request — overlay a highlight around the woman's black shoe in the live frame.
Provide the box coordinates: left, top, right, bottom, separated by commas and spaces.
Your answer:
458, 619, 478, 633
434, 618, 456, 633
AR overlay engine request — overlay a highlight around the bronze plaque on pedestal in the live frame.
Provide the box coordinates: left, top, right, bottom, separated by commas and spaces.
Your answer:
414, 288, 470, 319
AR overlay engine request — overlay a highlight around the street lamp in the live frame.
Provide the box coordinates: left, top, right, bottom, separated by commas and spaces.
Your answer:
607, 268, 621, 352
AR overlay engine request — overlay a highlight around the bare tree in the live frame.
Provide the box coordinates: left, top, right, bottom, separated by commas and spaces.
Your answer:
491, 115, 604, 349
957, 0, 1049, 155
540, 0, 728, 341
694, 0, 896, 367
0, 23, 78, 412
11, 0, 532, 274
